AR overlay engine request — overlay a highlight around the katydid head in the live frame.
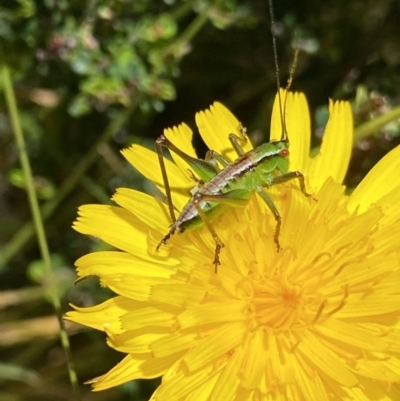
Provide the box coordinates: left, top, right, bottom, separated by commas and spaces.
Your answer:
276, 144, 290, 174
253, 139, 290, 175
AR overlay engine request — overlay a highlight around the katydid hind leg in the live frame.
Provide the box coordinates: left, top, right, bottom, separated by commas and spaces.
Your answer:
199, 189, 252, 207
157, 134, 219, 184
205, 150, 229, 168
156, 134, 206, 253
155, 134, 221, 254
229, 134, 245, 157
228, 124, 248, 156
156, 227, 175, 252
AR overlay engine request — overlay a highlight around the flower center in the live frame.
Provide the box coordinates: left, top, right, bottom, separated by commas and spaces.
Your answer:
252, 276, 305, 331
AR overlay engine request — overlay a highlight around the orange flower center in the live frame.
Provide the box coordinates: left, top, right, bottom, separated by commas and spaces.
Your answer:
252, 276, 306, 331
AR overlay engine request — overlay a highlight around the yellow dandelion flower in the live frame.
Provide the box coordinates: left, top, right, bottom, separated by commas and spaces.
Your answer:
66, 91, 400, 401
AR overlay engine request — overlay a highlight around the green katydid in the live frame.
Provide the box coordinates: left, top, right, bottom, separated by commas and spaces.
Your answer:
155, 5, 311, 272
155, 98, 311, 272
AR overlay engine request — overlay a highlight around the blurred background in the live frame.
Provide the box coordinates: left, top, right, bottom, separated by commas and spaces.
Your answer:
1, 0, 400, 400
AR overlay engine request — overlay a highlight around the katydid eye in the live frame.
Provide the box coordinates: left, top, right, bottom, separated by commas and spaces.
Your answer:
279, 148, 289, 157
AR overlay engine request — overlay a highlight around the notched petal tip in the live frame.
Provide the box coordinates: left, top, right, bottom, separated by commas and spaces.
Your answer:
270, 90, 311, 172
164, 122, 197, 159
195, 101, 252, 158
307, 98, 353, 191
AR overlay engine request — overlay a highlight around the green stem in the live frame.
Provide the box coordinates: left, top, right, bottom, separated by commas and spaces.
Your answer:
0, 49, 81, 399
309, 104, 400, 158
179, 5, 210, 44
354, 105, 400, 142
166, 0, 220, 58
170, 0, 195, 20
0, 95, 141, 268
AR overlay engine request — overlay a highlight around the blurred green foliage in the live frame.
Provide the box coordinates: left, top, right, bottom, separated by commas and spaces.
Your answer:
1, 0, 400, 400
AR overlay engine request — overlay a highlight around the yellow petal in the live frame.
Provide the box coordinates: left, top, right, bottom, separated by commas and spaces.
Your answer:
113, 188, 171, 232
121, 144, 191, 208
65, 296, 137, 333
73, 205, 177, 265
165, 123, 197, 157
164, 123, 199, 178
155, 361, 218, 400
177, 300, 248, 328
209, 345, 243, 401
337, 293, 400, 318
292, 353, 331, 401
352, 358, 400, 382
322, 253, 398, 296
91, 353, 178, 390
195, 102, 253, 159
90, 355, 144, 390
75, 251, 175, 280
343, 378, 400, 401
240, 330, 265, 388
151, 331, 198, 357
151, 283, 206, 307
107, 329, 164, 353
121, 305, 179, 330
268, 335, 295, 385
348, 144, 400, 214
315, 318, 388, 352
271, 90, 311, 172
307, 100, 353, 190
103, 274, 169, 302
182, 321, 246, 372
298, 331, 358, 387
140, 353, 183, 378
374, 184, 400, 227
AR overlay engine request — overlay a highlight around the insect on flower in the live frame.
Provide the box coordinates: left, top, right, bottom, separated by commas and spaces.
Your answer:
155, 58, 312, 272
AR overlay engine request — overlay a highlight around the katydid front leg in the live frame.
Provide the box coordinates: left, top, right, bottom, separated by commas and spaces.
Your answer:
229, 123, 248, 157
205, 150, 230, 168
270, 171, 313, 198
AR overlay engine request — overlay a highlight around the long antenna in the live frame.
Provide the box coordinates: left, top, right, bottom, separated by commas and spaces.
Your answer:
268, 0, 287, 141
286, 44, 299, 91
